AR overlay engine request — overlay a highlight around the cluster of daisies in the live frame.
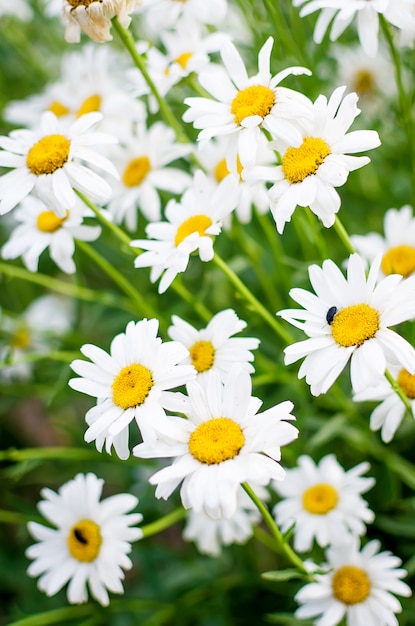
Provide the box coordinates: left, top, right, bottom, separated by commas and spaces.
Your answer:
1, 0, 415, 624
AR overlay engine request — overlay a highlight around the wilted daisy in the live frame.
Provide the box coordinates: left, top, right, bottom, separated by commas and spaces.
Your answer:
183, 484, 268, 556
278, 253, 415, 396
273, 454, 374, 553
354, 363, 415, 442
351, 205, 415, 279
63, 0, 138, 43
293, 0, 389, 57
107, 121, 191, 230
0, 111, 118, 218
26, 473, 142, 606
183, 36, 312, 172
167, 309, 260, 381
133, 367, 298, 519
2, 195, 101, 274
131, 170, 238, 293
247, 86, 380, 234
295, 537, 411, 626
69, 319, 195, 459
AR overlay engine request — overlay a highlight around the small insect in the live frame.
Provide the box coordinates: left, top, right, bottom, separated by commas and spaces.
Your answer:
74, 528, 88, 544
326, 306, 338, 325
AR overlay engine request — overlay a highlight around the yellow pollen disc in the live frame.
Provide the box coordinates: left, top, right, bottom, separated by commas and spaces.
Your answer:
332, 565, 371, 605
189, 340, 215, 373
381, 245, 415, 278
122, 156, 151, 187
188, 417, 245, 464
36, 210, 68, 233
67, 519, 102, 562
282, 136, 331, 184
112, 363, 154, 409
302, 483, 338, 514
397, 368, 415, 399
353, 70, 375, 97
26, 134, 71, 176
174, 214, 213, 247
10, 328, 31, 349
77, 94, 102, 118
48, 101, 70, 117
231, 85, 275, 126
331, 303, 379, 348
174, 52, 192, 70
214, 155, 243, 182
67, 0, 96, 7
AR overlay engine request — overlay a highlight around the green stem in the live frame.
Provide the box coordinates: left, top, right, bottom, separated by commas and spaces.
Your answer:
242, 483, 310, 577
213, 252, 293, 344
141, 508, 186, 538
0, 262, 134, 313
0, 447, 115, 463
385, 369, 412, 413
76, 241, 158, 320
0, 509, 38, 525
76, 190, 134, 250
333, 215, 356, 255
0, 351, 80, 370
5, 606, 93, 626
111, 17, 189, 145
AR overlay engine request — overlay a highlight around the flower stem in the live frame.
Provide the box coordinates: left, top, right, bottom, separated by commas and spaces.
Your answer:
0, 262, 134, 313
111, 17, 189, 145
5, 606, 93, 626
213, 252, 293, 344
75, 189, 133, 250
384, 369, 412, 413
141, 508, 186, 539
76, 240, 158, 319
333, 215, 356, 255
242, 482, 310, 577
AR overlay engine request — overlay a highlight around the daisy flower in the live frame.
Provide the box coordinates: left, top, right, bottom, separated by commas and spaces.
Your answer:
107, 121, 192, 231
26, 473, 143, 606
295, 537, 411, 626
183, 484, 268, 556
131, 169, 238, 293
68, 319, 196, 459
63, 0, 138, 43
2, 195, 101, 274
133, 0, 228, 33
167, 309, 260, 381
183, 36, 312, 173
133, 367, 298, 519
354, 363, 415, 442
197, 134, 275, 225
351, 205, 415, 279
0, 295, 73, 381
247, 86, 380, 234
0, 111, 118, 218
278, 253, 415, 396
273, 454, 374, 553
293, 0, 389, 57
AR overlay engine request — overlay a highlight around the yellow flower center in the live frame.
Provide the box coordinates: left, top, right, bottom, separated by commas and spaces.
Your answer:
36, 210, 68, 233
122, 156, 151, 187
397, 368, 415, 399
282, 136, 331, 184
174, 214, 213, 246
381, 245, 415, 278
67, 519, 102, 562
10, 328, 31, 349
214, 155, 243, 182
189, 340, 215, 373
353, 70, 375, 97
48, 101, 70, 117
332, 565, 371, 605
331, 304, 379, 347
67, 0, 97, 7
26, 134, 71, 176
302, 483, 338, 514
77, 94, 102, 118
174, 52, 192, 70
112, 363, 154, 410
188, 417, 245, 464
231, 85, 275, 126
